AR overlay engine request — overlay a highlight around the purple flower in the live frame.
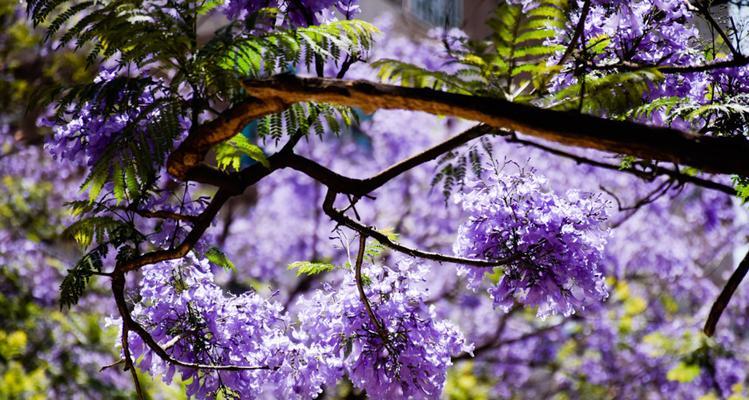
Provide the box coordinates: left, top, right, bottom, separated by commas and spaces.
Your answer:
296, 259, 470, 398
454, 169, 610, 317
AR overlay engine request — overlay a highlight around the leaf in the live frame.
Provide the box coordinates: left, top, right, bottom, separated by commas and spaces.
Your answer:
65, 200, 98, 217
363, 228, 399, 260
372, 58, 478, 94
287, 261, 334, 276
205, 247, 236, 271
733, 176, 749, 203
217, 20, 378, 78
62, 216, 125, 249
587, 34, 611, 55
215, 135, 269, 171
112, 162, 126, 204
60, 246, 106, 310
666, 362, 701, 383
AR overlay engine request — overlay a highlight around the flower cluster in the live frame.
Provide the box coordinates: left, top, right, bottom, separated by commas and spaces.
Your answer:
454, 170, 610, 317
129, 255, 468, 399
129, 255, 339, 399
297, 259, 470, 398
44, 66, 186, 170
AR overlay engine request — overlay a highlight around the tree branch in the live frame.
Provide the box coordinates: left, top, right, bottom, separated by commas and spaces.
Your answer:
508, 136, 736, 195
281, 124, 497, 196
558, 0, 591, 66
321, 190, 518, 268
704, 249, 749, 336
695, 0, 742, 59
168, 75, 749, 181
354, 235, 390, 344
589, 56, 749, 74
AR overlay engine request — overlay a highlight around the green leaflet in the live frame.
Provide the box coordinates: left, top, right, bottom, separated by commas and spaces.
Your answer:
217, 20, 378, 78
215, 134, 270, 171
59, 246, 105, 310
287, 261, 335, 276
205, 247, 236, 271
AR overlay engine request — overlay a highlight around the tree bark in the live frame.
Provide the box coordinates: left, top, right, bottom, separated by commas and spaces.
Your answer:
168, 74, 749, 180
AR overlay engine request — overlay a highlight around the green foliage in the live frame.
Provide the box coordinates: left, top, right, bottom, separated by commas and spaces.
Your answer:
216, 19, 378, 79
87, 101, 182, 202
619, 155, 636, 170
431, 136, 495, 201
0, 0, 94, 128
479, 0, 566, 92
631, 94, 749, 137
194, 18, 378, 102
256, 102, 359, 141
34, 73, 184, 205
29, 0, 199, 65
444, 362, 492, 400
59, 245, 105, 310
0, 176, 61, 243
62, 216, 129, 249
205, 247, 236, 271
374, 0, 567, 99
733, 176, 749, 203
372, 58, 479, 94
1, 268, 180, 398
545, 69, 663, 114
287, 261, 335, 276
60, 214, 143, 309
215, 135, 270, 171
364, 229, 398, 261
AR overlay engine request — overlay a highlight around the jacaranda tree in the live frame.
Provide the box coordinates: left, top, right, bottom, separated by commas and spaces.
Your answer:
3, 0, 749, 398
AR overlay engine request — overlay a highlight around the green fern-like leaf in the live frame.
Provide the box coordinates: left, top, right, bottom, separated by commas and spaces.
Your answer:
288, 261, 335, 276
215, 134, 270, 171
546, 69, 663, 114
62, 216, 129, 249
372, 59, 478, 94
60, 246, 106, 310
216, 20, 378, 79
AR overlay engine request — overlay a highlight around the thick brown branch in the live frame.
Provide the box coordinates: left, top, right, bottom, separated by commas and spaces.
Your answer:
169, 75, 749, 180
704, 249, 749, 336
168, 97, 284, 178
243, 75, 749, 176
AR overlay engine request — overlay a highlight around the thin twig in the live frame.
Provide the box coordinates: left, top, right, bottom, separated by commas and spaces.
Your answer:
354, 235, 389, 342
508, 136, 735, 195
322, 190, 519, 268
557, 0, 591, 66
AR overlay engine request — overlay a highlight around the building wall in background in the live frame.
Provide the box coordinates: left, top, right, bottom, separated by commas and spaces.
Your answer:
359, 0, 499, 38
